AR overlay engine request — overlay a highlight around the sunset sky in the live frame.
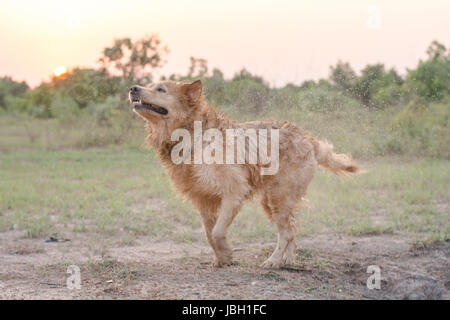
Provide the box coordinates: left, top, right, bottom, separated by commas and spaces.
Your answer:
0, 0, 449, 87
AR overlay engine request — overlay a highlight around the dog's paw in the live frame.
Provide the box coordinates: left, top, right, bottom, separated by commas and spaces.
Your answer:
213, 254, 232, 267
212, 249, 233, 267
261, 258, 283, 269
213, 258, 231, 268
282, 254, 296, 266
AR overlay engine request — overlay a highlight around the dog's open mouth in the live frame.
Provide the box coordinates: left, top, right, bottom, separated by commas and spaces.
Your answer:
132, 100, 168, 115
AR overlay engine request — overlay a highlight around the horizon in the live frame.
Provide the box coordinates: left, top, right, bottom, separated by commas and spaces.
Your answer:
1, 0, 449, 88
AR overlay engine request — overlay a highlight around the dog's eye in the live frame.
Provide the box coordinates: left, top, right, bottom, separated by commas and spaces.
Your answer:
157, 87, 166, 93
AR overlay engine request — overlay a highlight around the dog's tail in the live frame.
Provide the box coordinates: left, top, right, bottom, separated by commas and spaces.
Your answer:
312, 138, 360, 177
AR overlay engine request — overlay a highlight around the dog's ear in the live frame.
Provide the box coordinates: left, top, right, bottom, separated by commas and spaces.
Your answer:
184, 80, 203, 105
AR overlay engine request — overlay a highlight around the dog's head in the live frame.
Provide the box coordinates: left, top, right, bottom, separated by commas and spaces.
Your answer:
129, 79, 203, 123
129, 79, 204, 146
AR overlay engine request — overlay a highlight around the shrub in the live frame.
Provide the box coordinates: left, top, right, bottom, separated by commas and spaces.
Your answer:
406, 58, 450, 102
23, 84, 54, 118
391, 99, 450, 158
224, 78, 271, 113
372, 82, 405, 108
87, 95, 123, 126
0, 76, 29, 110
49, 92, 81, 120
296, 86, 359, 112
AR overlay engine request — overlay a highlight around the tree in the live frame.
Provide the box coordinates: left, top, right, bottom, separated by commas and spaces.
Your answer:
187, 57, 208, 79
228, 69, 270, 113
353, 64, 386, 106
202, 68, 226, 106
51, 68, 122, 109
232, 68, 267, 85
426, 40, 447, 61
371, 68, 404, 107
23, 83, 54, 118
329, 61, 357, 94
299, 80, 315, 90
406, 41, 450, 101
0, 76, 29, 110
98, 35, 169, 86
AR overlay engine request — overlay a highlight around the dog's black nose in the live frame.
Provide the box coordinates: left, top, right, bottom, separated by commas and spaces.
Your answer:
130, 85, 141, 93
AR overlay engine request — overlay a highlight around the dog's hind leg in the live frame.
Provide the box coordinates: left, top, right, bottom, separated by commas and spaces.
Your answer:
210, 197, 243, 267
260, 191, 299, 268
199, 209, 219, 260
282, 228, 298, 265
261, 204, 297, 268
261, 154, 317, 268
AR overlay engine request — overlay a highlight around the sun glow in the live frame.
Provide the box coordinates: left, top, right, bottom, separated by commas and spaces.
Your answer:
54, 66, 67, 77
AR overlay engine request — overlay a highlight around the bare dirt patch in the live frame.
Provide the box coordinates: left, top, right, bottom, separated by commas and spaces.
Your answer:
0, 231, 448, 299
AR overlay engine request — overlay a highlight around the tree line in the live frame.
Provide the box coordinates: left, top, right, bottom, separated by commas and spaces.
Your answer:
0, 36, 448, 118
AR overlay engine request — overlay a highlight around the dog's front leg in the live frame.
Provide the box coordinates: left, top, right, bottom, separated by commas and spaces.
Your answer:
210, 197, 242, 267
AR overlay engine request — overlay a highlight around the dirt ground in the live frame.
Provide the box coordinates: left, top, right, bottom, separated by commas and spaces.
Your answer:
0, 230, 448, 300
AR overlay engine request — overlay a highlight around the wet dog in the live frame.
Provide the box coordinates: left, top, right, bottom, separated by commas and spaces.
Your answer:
130, 80, 359, 267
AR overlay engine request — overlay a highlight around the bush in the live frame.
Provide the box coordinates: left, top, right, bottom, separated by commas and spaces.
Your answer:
223, 78, 271, 113
3, 95, 28, 113
372, 82, 405, 108
23, 84, 54, 118
87, 95, 123, 126
390, 99, 450, 158
0, 77, 29, 110
53, 68, 122, 109
296, 86, 359, 112
406, 58, 450, 102
49, 93, 81, 120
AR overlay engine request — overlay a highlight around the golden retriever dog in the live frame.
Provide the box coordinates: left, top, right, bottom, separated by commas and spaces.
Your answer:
129, 80, 359, 268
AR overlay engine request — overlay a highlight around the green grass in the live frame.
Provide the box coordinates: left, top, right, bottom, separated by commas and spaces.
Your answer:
0, 114, 145, 153
1, 147, 448, 244
226, 102, 404, 159
3, 99, 448, 160
230, 157, 449, 242
0, 148, 199, 240
88, 258, 142, 281
0, 105, 448, 245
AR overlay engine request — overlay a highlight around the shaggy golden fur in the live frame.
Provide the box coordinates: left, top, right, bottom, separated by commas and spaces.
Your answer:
130, 80, 359, 268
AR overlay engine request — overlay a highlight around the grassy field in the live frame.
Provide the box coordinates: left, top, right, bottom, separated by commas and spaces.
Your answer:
0, 109, 449, 299
1, 110, 449, 247
1, 144, 448, 247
